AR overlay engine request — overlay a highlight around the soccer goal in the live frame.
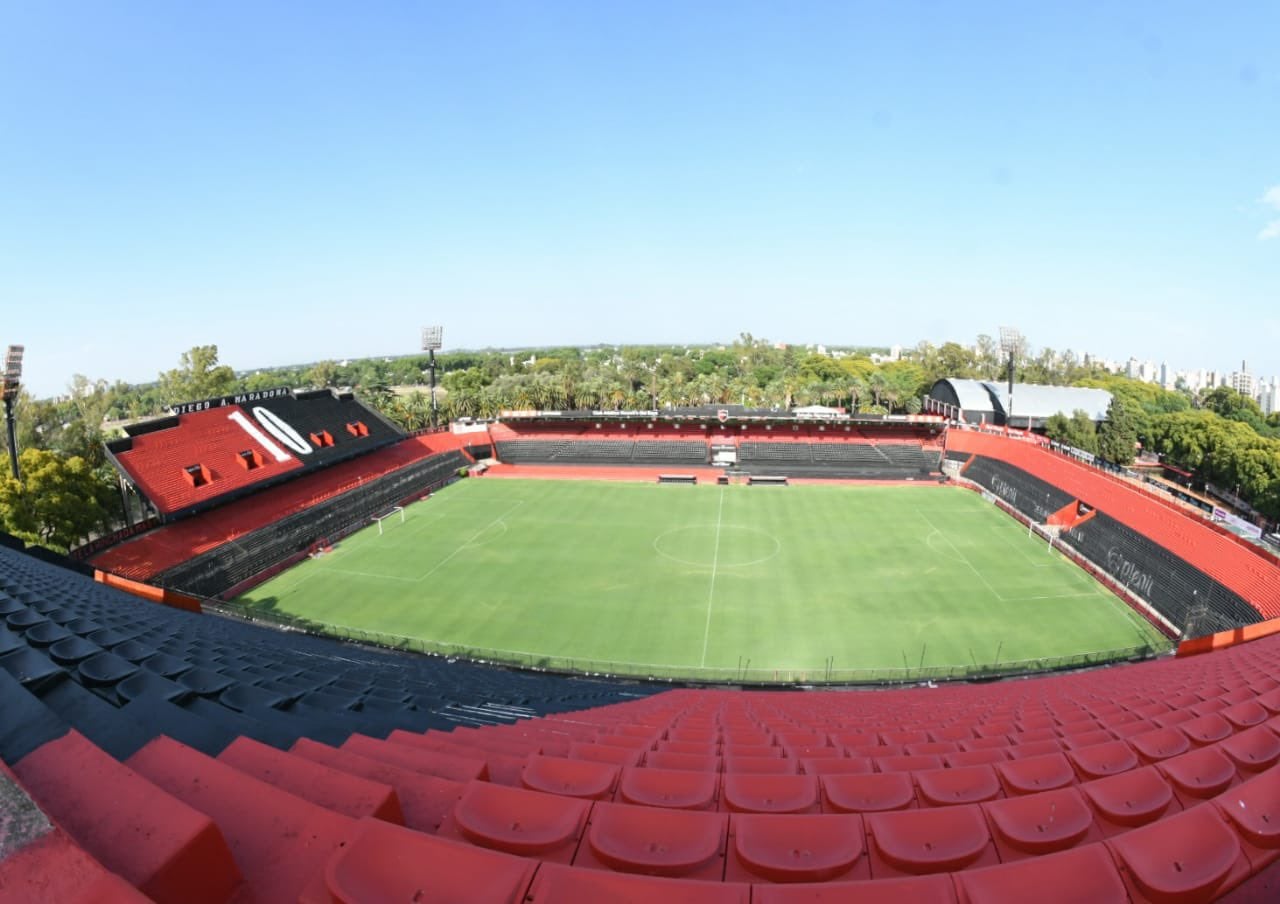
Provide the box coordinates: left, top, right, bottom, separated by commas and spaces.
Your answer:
372, 506, 406, 536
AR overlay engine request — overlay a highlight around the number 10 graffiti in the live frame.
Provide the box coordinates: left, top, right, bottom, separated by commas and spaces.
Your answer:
227, 407, 313, 461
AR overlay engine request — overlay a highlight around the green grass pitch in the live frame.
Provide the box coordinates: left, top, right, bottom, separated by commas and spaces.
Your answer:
238, 479, 1171, 680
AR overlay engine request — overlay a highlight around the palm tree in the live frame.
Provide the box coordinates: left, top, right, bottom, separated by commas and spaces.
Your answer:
868, 372, 888, 408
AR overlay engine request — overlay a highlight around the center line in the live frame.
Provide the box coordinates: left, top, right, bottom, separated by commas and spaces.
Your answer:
699, 486, 726, 667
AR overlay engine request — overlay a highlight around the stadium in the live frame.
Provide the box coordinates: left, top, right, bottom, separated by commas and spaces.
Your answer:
1, 379, 1278, 902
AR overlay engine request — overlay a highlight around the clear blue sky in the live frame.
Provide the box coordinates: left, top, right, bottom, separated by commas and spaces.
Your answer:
2, 1, 1277, 398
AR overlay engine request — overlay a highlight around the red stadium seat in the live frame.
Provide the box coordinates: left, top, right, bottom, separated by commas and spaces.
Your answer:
723, 744, 782, 759
905, 741, 960, 757
522, 754, 619, 800
914, 764, 1003, 807
847, 742, 904, 759
726, 813, 868, 883
1177, 712, 1233, 746
786, 745, 841, 761
1008, 728, 1058, 746
1218, 724, 1280, 773
574, 801, 727, 880
1157, 745, 1239, 803
1059, 728, 1113, 750
1005, 739, 1064, 759
880, 729, 930, 746
929, 725, 975, 743
1212, 767, 1280, 870
1219, 699, 1268, 730
1129, 726, 1192, 763
658, 741, 720, 757
751, 874, 957, 903
569, 742, 644, 767
444, 780, 589, 862
721, 773, 820, 814
217, 736, 403, 824
302, 817, 537, 904
1065, 739, 1138, 781
945, 748, 1010, 769
875, 754, 944, 773
1081, 765, 1178, 833
994, 752, 1075, 795
776, 731, 827, 749
866, 803, 998, 876
647, 752, 721, 773
954, 842, 1128, 904
289, 739, 464, 834
526, 862, 750, 903
1107, 804, 1249, 903
801, 757, 873, 776
820, 772, 916, 813
723, 755, 797, 775
983, 786, 1100, 859
616, 766, 719, 811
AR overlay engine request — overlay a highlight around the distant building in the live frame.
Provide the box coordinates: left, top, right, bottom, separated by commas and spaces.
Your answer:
1260, 377, 1280, 415
1230, 361, 1256, 399
926, 379, 1113, 430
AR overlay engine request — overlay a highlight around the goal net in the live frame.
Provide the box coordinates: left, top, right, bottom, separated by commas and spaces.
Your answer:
372, 506, 406, 536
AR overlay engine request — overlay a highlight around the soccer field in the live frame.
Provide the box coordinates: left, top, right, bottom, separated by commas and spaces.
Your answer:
238, 479, 1171, 681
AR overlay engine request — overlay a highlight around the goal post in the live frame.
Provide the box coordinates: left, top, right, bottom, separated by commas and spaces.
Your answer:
373, 506, 406, 536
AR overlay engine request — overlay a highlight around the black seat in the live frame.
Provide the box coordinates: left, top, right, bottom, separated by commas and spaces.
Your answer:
25, 621, 73, 647
140, 652, 192, 678
0, 597, 25, 616
115, 669, 193, 704
0, 646, 67, 689
78, 652, 139, 687
113, 639, 160, 662
177, 667, 235, 696
0, 626, 25, 656
7, 608, 48, 630
121, 695, 239, 758
88, 627, 137, 648
0, 666, 69, 763
297, 688, 362, 711
64, 617, 104, 635
220, 682, 298, 712
39, 678, 152, 761
48, 636, 105, 665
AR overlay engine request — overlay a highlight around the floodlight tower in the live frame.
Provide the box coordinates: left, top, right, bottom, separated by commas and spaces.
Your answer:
421, 326, 443, 429
3, 345, 24, 480
998, 327, 1024, 431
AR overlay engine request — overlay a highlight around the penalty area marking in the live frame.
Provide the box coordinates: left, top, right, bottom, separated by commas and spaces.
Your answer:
323, 500, 525, 584
916, 509, 1008, 602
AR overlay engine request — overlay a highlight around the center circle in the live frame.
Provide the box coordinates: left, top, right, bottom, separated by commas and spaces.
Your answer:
652, 524, 782, 569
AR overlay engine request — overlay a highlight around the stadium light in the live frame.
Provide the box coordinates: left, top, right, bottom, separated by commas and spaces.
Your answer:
421, 326, 443, 429
998, 327, 1024, 431
3, 344, 24, 480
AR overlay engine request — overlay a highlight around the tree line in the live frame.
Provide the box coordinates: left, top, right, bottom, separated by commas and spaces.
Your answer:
3, 335, 1278, 551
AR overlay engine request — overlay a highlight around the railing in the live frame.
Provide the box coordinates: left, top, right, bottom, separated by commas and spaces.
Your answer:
203, 599, 1167, 686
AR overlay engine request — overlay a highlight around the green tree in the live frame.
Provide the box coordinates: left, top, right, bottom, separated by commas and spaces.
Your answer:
0, 448, 116, 552
1097, 397, 1139, 465
158, 345, 237, 406
1044, 409, 1098, 454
